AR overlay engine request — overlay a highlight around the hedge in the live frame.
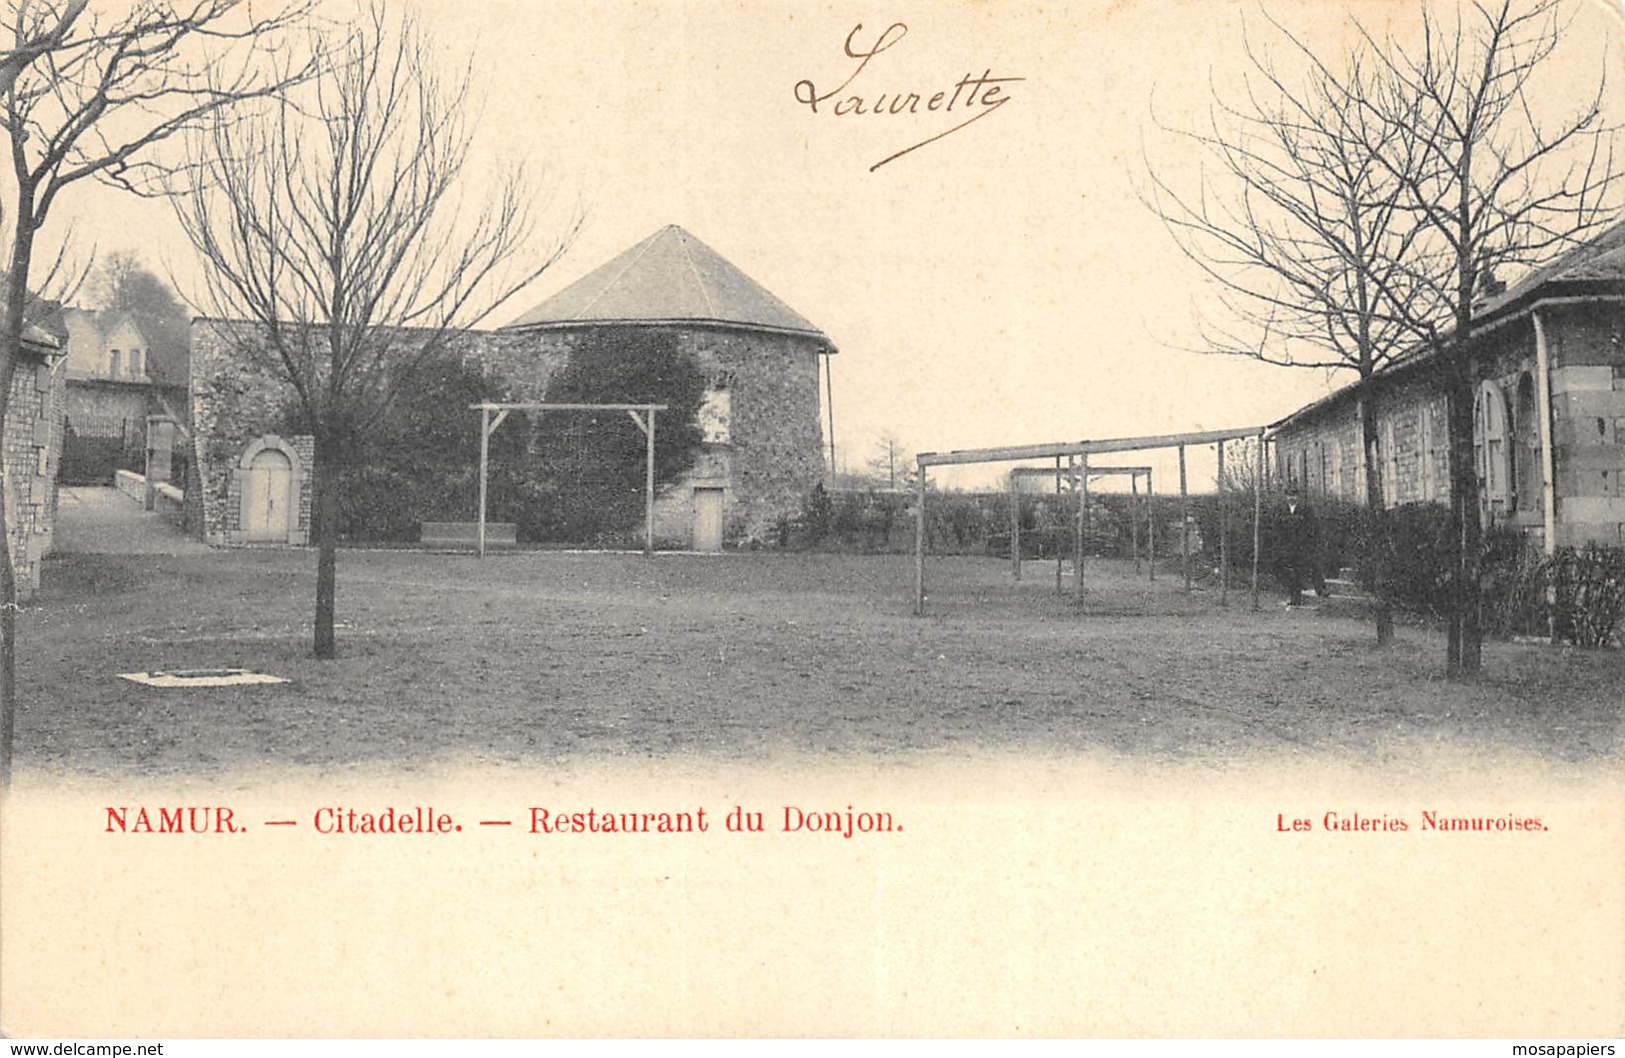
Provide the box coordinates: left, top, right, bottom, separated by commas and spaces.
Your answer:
792, 484, 1623, 647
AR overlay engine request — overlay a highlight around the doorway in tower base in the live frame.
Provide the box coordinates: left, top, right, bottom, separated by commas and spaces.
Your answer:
692, 487, 725, 552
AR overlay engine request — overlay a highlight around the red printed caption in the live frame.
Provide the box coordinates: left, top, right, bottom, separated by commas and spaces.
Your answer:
102, 803, 901, 840
1275, 810, 1550, 833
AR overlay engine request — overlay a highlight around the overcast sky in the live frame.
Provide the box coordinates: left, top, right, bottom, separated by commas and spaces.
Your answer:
45, 0, 1625, 488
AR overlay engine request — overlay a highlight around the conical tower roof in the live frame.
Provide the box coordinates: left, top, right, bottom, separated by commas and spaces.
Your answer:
504, 225, 829, 342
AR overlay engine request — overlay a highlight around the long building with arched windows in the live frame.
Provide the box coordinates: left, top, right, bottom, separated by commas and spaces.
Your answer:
1269, 224, 1625, 550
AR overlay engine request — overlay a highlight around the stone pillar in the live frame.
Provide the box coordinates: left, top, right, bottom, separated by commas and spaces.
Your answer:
144, 415, 176, 511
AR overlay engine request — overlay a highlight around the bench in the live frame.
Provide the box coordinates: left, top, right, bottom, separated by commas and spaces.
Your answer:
418, 521, 518, 549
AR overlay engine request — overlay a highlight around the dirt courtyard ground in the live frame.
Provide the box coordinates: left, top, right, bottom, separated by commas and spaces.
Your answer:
6, 494, 1624, 1038
15, 490, 1621, 778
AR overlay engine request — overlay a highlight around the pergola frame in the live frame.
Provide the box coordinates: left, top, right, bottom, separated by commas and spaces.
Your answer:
1007, 464, 1153, 590
472, 402, 668, 558
914, 427, 1267, 615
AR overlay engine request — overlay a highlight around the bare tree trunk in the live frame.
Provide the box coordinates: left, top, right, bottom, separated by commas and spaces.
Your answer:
0, 479, 16, 788
1445, 348, 1483, 675
314, 437, 338, 660
0, 220, 37, 787
1356, 390, 1395, 645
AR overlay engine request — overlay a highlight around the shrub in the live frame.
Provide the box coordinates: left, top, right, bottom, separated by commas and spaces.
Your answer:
528, 328, 705, 543
799, 484, 834, 544
1547, 544, 1625, 648
1356, 502, 1455, 615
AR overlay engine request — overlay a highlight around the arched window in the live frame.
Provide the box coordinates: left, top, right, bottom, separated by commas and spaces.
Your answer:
1474, 381, 1512, 521
1515, 373, 1540, 513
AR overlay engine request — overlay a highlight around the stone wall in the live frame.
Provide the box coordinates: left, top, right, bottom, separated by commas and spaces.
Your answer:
1545, 302, 1625, 546
4, 352, 64, 597
64, 379, 182, 435
484, 323, 827, 546
188, 320, 314, 545
190, 318, 830, 549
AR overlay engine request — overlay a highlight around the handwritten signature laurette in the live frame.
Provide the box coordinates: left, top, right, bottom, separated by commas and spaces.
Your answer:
793, 22, 1024, 172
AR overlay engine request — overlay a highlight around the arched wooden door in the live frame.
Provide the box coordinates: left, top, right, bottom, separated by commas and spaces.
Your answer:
243, 448, 293, 542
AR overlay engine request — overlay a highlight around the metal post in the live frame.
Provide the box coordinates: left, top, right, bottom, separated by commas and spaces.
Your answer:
1076, 453, 1088, 600
1147, 468, 1156, 582
1055, 456, 1064, 595
1253, 431, 1264, 610
1179, 444, 1190, 592
824, 353, 837, 489
1010, 472, 1021, 581
1218, 440, 1229, 606
1183, 445, 1196, 591
478, 405, 490, 558
1130, 472, 1141, 574
913, 459, 927, 615
645, 408, 656, 558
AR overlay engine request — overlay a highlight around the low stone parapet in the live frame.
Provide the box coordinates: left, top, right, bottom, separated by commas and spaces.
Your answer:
114, 469, 145, 503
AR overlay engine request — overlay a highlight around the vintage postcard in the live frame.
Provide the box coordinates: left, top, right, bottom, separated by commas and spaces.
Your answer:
0, 0, 1622, 1041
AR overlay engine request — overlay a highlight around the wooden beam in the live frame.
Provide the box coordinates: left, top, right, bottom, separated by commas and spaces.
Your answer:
1055, 455, 1064, 596
478, 405, 490, 559
470, 402, 668, 413
825, 353, 837, 489
471, 401, 667, 558
1130, 472, 1140, 575
913, 459, 927, 615
1147, 468, 1156, 582
1252, 431, 1264, 610
1009, 471, 1021, 582
1009, 465, 1151, 478
1179, 444, 1190, 592
1076, 452, 1089, 601
917, 427, 1266, 468
1218, 440, 1229, 607
644, 411, 656, 558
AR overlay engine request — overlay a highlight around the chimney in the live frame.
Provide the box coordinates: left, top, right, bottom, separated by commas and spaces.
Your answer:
1474, 268, 1507, 309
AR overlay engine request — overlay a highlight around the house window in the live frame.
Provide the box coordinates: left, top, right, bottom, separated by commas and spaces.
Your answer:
129, 349, 143, 379
108, 349, 121, 378
1475, 381, 1511, 522
1329, 438, 1343, 499
1515, 373, 1540, 513
1382, 419, 1399, 507
1354, 428, 1367, 501
1420, 403, 1440, 502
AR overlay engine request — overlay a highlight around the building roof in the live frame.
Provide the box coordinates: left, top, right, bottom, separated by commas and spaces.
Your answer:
21, 323, 60, 354
1468, 222, 1625, 324
1270, 222, 1625, 433
504, 225, 831, 343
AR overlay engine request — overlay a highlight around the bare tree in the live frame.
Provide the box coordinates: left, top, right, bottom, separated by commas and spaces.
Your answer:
0, 0, 313, 787
1348, 0, 1622, 674
865, 430, 914, 491
1148, 0, 1621, 673
174, 3, 578, 660
1143, 23, 1442, 645
0, 0, 85, 97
